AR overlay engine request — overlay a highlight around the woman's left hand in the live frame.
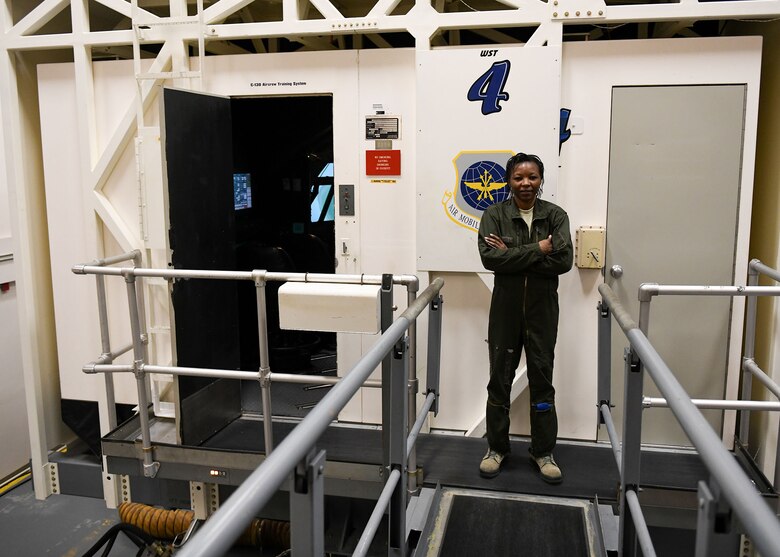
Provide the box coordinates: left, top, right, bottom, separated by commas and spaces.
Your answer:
484, 233, 507, 250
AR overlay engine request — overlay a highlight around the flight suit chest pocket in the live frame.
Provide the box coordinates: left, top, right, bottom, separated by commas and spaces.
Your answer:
532, 220, 552, 240
533, 221, 550, 242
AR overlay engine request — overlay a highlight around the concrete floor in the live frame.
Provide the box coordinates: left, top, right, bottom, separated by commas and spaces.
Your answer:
0, 479, 137, 556
0, 479, 284, 556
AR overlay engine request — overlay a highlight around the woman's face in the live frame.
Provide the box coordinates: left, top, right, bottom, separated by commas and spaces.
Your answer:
509, 161, 542, 208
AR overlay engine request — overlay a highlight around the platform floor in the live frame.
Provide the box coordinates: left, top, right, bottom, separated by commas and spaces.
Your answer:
204, 416, 715, 502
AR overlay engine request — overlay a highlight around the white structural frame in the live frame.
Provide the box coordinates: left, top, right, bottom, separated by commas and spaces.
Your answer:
2, 0, 780, 500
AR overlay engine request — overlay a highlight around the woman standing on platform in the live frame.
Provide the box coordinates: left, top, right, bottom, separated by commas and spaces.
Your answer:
476, 152, 573, 483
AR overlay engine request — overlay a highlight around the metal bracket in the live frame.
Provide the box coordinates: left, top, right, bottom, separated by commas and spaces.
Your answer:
624, 347, 640, 371
190, 482, 219, 520
120, 474, 132, 504
291, 449, 327, 556
598, 400, 612, 424
550, 0, 607, 20
695, 480, 735, 557
259, 365, 272, 388
143, 460, 160, 478
394, 337, 407, 359
101, 460, 123, 509
45, 462, 59, 496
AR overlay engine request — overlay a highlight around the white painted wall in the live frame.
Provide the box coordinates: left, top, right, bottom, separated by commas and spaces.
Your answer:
37, 61, 140, 404
0, 96, 31, 479
35, 37, 762, 447
560, 37, 762, 446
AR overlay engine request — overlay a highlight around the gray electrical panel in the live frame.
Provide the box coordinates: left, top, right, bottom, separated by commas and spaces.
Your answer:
339, 184, 355, 216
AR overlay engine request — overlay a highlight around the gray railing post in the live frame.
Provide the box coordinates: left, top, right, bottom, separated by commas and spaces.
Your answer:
740, 261, 760, 446
124, 270, 159, 478
388, 336, 409, 557
290, 448, 327, 556
254, 272, 274, 455
381, 273, 394, 478
425, 295, 443, 415
95, 274, 118, 432
619, 346, 643, 557
695, 479, 737, 557
597, 300, 612, 425
406, 280, 420, 493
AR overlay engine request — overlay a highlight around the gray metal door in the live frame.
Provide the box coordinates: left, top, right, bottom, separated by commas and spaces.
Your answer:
605, 85, 746, 446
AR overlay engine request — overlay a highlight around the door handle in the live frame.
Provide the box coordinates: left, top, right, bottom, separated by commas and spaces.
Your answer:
610, 265, 624, 279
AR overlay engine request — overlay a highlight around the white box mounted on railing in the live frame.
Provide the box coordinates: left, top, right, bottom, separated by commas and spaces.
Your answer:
278, 282, 382, 334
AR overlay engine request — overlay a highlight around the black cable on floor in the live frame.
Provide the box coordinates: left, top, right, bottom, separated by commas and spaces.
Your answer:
81, 522, 156, 557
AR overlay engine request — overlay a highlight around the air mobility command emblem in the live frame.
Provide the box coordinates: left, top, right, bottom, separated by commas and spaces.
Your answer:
442, 151, 513, 232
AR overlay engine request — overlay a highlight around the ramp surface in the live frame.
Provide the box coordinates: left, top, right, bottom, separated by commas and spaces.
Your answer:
423, 489, 601, 557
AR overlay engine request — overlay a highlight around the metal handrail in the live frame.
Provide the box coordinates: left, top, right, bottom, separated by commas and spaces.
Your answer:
353, 469, 401, 557
175, 277, 444, 557
643, 397, 780, 411
625, 490, 656, 557
75, 252, 443, 555
599, 403, 621, 473
75, 260, 422, 458
85, 362, 384, 389
638, 267, 780, 490
599, 283, 780, 557
73, 264, 419, 286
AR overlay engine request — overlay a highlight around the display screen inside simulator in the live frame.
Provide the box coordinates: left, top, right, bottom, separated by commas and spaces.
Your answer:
233, 172, 252, 210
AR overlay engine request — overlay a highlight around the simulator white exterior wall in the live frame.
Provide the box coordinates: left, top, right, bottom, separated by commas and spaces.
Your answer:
35, 37, 761, 446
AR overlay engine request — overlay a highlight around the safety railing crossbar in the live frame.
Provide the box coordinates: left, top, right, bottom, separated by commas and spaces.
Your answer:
599, 403, 621, 473
353, 468, 401, 557
599, 282, 780, 557
73, 264, 419, 287
643, 397, 780, 411
407, 392, 436, 459
75, 259, 423, 452
174, 277, 444, 557
743, 358, 780, 401
85, 362, 383, 388
625, 490, 656, 557
638, 283, 780, 299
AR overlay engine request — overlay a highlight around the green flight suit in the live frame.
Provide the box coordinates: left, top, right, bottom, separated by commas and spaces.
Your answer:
477, 197, 574, 457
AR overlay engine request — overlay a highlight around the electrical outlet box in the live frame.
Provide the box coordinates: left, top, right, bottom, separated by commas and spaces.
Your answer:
575, 226, 606, 269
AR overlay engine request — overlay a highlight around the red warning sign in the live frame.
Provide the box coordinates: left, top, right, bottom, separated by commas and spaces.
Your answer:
366, 150, 401, 176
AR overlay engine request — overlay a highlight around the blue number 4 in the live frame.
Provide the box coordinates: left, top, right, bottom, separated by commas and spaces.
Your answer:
467, 60, 511, 115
